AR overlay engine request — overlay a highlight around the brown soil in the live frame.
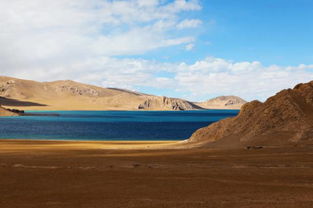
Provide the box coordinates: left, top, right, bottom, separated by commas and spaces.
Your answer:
0, 140, 313, 208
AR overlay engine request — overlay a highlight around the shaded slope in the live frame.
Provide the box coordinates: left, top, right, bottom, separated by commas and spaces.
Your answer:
188, 81, 313, 147
0, 97, 46, 107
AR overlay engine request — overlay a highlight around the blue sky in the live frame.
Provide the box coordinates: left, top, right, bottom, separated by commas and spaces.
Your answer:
1, 0, 313, 101
129, 0, 313, 66
200, 0, 313, 66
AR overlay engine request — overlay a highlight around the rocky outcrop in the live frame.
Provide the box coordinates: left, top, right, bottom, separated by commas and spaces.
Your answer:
188, 81, 313, 148
138, 96, 203, 111
196, 96, 247, 109
51, 80, 117, 97
0, 79, 17, 97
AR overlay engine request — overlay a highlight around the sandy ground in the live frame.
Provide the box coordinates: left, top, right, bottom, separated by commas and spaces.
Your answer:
0, 140, 313, 208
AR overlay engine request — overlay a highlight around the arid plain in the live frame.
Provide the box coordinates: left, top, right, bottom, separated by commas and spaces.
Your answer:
1, 140, 313, 208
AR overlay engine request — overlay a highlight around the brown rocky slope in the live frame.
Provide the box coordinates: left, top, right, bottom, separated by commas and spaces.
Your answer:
188, 81, 313, 148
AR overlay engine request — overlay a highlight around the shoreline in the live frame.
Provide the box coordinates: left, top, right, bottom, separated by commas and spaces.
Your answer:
0, 138, 179, 143
0, 139, 184, 151
2, 106, 242, 112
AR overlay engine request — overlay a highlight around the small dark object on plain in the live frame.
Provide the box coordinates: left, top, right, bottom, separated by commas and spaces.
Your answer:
246, 146, 263, 150
133, 163, 141, 168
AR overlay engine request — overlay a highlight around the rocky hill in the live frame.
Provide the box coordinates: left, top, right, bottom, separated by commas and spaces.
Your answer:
196, 96, 247, 109
188, 81, 313, 148
138, 96, 203, 110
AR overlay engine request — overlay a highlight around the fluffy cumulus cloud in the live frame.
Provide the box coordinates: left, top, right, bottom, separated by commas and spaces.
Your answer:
7, 55, 313, 101
1, 0, 313, 102
173, 57, 313, 101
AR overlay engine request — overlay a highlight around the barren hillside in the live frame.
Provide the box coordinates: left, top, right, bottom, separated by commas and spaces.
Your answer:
188, 81, 313, 148
0, 76, 202, 111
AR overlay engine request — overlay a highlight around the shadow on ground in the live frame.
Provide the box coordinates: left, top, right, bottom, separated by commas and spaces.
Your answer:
0, 97, 46, 107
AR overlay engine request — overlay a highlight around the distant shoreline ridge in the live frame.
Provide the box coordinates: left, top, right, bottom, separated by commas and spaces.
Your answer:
0, 76, 246, 112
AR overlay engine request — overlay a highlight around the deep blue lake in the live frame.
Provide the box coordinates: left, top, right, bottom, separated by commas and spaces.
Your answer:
0, 110, 239, 141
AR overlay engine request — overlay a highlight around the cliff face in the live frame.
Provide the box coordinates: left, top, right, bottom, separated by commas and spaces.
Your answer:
196, 96, 247, 110
138, 96, 203, 111
188, 81, 313, 147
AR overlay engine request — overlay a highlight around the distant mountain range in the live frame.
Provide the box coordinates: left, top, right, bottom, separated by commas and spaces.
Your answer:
0, 76, 247, 112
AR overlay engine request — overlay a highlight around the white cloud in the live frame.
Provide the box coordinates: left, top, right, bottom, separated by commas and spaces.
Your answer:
185, 43, 194, 51
5, 56, 313, 102
0, 0, 200, 69
177, 19, 202, 29
173, 57, 313, 101
1, 1, 313, 102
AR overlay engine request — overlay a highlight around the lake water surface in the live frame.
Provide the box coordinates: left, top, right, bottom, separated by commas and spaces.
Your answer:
0, 110, 239, 141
